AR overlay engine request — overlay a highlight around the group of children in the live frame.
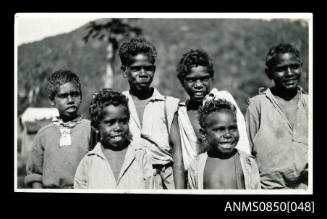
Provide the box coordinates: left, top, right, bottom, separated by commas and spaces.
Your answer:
24, 38, 308, 190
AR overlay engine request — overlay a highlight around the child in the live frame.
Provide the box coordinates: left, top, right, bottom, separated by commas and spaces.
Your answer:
245, 43, 308, 189
188, 99, 260, 189
171, 49, 251, 188
74, 89, 153, 189
24, 70, 90, 188
118, 38, 180, 189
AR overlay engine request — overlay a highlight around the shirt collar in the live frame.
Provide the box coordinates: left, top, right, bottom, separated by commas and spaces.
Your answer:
52, 116, 82, 128
88, 142, 106, 159
88, 141, 142, 159
150, 88, 165, 101
261, 86, 304, 98
125, 88, 165, 101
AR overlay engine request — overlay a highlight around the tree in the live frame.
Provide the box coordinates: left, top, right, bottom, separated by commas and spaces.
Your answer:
83, 18, 142, 88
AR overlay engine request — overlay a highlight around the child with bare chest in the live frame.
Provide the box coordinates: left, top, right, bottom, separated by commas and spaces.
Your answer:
188, 99, 260, 189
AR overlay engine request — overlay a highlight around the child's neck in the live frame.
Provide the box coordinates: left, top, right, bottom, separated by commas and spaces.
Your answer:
129, 87, 154, 100
60, 114, 80, 123
271, 86, 298, 101
101, 140, 129, 151
207, 148, 237, 160
187, 99, 203, 110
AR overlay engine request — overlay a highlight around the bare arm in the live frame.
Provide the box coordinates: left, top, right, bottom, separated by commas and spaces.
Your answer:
169, 112, 186, 189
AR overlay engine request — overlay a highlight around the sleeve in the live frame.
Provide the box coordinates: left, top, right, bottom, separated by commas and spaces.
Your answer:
141, 149, 155, 189
24, 133, 44, 187
244, 99, 260, 156
166, 97, 180, 131
73, 156, 89, 189
187, 162, 198, 189
206, 89, 251, 155
249, 157, 261, 189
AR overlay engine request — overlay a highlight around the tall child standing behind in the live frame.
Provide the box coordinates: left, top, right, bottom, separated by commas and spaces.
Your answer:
25, 70, 90, 188
74, 89, 153, 189
118, 38, 180, 189
245, 43, 308, 189
171, 49, 251, 188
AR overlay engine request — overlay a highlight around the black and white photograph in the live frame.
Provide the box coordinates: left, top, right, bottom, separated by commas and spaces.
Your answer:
14, 13, 313, 196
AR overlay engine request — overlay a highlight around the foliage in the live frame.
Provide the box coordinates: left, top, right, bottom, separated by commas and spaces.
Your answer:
17, 18, 309, 117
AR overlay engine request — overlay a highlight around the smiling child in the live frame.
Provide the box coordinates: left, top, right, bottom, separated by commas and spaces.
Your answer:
188, 99, 260, 189
74, 89, 153, 189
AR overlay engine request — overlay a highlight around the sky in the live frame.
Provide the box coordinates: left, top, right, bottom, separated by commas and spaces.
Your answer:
15, 13, 311, 46
15, 14, 97, 45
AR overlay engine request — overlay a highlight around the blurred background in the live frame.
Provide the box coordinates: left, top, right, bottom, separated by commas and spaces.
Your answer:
16, 17, 309, 188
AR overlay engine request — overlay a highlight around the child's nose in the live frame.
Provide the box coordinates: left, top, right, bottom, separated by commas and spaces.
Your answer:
194, 80, 204, 87
113, 123, 122, 131
286, 67, 294, 75
67, 95, 74, 102
223, 131, 232, 137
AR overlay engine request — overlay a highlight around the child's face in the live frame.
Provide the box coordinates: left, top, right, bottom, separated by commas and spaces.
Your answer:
182, 66, 212, 102
50, 82, 81, 121
267, 52, 302, 91
123, 54, 155, 92
202, 110, 239, 154
98, 105, 130, 148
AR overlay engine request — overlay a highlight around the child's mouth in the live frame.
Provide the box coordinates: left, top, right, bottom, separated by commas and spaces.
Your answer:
111, 135, 123, 141
193, 91, 205, 97
66, 106, 77, 112
218, 141, 236, 148
284, 79, 297, 85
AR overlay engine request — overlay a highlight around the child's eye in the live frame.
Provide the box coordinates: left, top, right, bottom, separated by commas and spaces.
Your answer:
120, 118, 129, 124
70, 91, 81, 97
104, 120, 115, 126
57, 94, 68, 98
213, 127, 225, 132
290, 64, 300, 70
185, 78, 195, 83
274, 67, 285, 72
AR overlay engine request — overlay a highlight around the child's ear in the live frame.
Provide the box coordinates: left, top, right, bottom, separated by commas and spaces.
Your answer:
49, 99, 55, 107
121, 66, 128, 78
48, 96, 55, 106
199, 128, 206, 136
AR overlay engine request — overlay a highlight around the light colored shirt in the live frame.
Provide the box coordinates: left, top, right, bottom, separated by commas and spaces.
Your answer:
177, 104, 200, 171
74, 141, 153, 189
177, 88, 251, 171
25, 118, 90, 188
245, 87, 308, 189
187, 150, 261, 189
123, 89, 180, 165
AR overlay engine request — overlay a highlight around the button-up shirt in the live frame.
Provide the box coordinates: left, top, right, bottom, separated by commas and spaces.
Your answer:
123, 88, 180, 165
74, 141, 153, 189
245, 87, 308, 189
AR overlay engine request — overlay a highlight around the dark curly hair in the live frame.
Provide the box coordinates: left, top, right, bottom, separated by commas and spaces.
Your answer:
199, 99, 236, 129
89, 88, 130, 129
118, 38, 157, 67
47, 70, 81, 101
176, 49, 214, 85
265, 43, 302, 69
